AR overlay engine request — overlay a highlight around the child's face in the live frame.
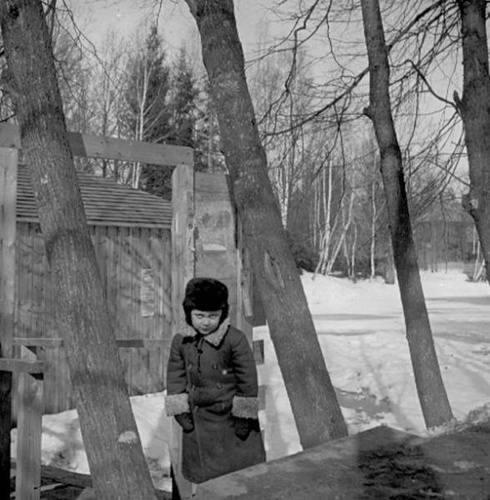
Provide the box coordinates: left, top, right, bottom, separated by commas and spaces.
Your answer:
190, 309, 222, 335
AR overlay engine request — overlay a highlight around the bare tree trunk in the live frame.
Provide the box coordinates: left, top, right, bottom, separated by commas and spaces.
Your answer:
313, 176, 319, 249
326, 191, 354, 275
0, 2, 157, 498
370, 153, 377, 280
473, 240, 484, 281
184, 0, 347, 446
351, 223, 358, 279
315, 163, 333, 276
132, 54, 150, 189
361, 0, 453, 428
456, 0, 490, 280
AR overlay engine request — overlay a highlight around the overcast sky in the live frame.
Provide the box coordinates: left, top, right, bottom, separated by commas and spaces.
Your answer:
69, 0, 274, 59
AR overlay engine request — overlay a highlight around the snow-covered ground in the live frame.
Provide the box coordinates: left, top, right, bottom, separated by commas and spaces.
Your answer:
11, 269, 490, 490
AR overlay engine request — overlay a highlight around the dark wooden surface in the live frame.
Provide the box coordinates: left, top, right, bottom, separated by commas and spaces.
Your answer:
195, 424, 490, 499
10, 423, 490, 498
10, 463, 172, 499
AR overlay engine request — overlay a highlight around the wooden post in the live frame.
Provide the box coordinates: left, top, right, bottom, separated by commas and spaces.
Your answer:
0, 147, 18, 493
170, 165, 195, 499
193, 172, 266, 445
15, 371, 43, 500
236, 219, 254, 343
194, 172, 247, 332
0, 358, 45, 500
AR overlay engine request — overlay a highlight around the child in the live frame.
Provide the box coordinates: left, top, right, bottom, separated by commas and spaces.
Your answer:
165, 277, 266, 484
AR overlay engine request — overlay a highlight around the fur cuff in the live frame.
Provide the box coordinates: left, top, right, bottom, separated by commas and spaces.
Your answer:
165, 393, 190, 416
231, 396, 259, 419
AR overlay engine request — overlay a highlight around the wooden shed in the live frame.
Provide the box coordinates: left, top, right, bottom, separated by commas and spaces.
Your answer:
1, 124, 260, 423
14, 164, 173, 413
413, 201, 475, 272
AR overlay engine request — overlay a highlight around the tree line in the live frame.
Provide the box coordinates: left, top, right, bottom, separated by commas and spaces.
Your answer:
10, 3, 470, 280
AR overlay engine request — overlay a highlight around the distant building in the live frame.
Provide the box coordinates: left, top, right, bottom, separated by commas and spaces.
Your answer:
413, 201, 475, 271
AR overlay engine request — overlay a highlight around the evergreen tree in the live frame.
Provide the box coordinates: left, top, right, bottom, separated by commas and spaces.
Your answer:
194, 79, 226, 173
124, 24, 171, 143
140, 48, 202, 198
122, 24, 171, 187
168, 49, 198, 147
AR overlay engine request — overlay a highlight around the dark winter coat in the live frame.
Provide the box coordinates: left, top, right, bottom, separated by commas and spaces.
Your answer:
165, 319, 266, 483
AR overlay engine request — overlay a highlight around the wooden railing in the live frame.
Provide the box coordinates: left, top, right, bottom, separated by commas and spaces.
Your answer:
4, 338, 169, 500
1, 357, 45, 500
13, 337, 170, 349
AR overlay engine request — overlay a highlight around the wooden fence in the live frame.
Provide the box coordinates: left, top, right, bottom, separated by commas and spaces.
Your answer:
15, 221, 172, 413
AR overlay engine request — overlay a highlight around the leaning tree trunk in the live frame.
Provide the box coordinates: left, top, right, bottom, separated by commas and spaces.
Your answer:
0, 2, 157, 499
183, 0, 347, 447
361, 0, 453, 428
456, 0, 490, 279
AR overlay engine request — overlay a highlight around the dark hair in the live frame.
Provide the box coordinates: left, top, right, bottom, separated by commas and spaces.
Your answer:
183, 277, 229, 325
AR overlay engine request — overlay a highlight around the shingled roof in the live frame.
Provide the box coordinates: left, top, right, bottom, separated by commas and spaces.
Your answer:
17, 164, 172, 228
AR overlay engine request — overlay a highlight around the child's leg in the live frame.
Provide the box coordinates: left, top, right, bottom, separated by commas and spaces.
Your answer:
171, 466, 198, 498
171, 466, 181, 500
192, 482, 198, 496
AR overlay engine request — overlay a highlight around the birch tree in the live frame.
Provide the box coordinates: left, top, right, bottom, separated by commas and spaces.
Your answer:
124, 24, 171, 188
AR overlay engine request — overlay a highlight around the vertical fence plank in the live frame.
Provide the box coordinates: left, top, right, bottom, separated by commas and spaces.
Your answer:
171, 165, 195, 499
0, 148, 18, 492
236, 219, 254, 344
194, 173, 238, 321
15, 372, 43, 500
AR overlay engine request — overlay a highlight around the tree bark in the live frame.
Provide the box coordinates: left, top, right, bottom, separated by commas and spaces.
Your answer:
370, 152, 377, 280
0, 2, 157, 498
183, 0, 347, 447
456, 0, 490, 279
361, 0, 453, 428
315, 163, 333, 276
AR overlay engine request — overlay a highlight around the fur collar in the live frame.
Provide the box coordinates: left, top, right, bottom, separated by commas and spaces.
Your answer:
183, 318, 230, 347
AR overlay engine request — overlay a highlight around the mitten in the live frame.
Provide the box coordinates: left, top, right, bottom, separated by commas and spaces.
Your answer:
175, 412, 194, 433
235, 417, 253, 440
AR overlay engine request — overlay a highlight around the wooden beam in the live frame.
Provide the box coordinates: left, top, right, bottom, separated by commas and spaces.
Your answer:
0, 123, 193, 166
172, 165, 196, 330
0, 148, 17, 355
0, 147, 18, 493
115, 339, 171, 349
0, 359, 46, 375
253, 340, 265, 366
13, 338, 170, 350
236, 218, 254, 343
10, 464, 173, 499
39, 465, 92, 490
170, 165, 195, 499
15, 372, 43, 500
258, 385, 266, 412
13, 338, 64, 348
